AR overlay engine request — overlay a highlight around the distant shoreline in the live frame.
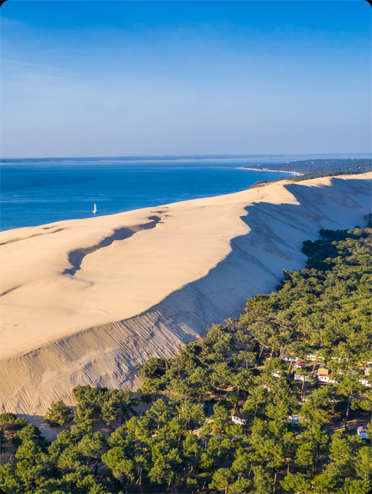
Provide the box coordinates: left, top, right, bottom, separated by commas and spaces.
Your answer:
239, 158, 371, 179
238, 167, 303, 176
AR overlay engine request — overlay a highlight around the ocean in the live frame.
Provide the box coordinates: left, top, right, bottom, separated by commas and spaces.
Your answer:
0, 155, 346, 232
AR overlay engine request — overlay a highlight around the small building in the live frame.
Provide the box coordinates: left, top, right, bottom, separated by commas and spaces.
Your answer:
294, 373, 311, 382
288, 414, 301, 425
318, 375, 328, 383
282, 355, 297, 363
318, 375, 337, 384
306, 353, 323, 361
359, 378, 372, 388
231, 414, 247, 425
365, 367, 372, 376
294, 361, 306, 369
357, 426, 368, 440
272, 371, 282, 378
317, 365, 329, 377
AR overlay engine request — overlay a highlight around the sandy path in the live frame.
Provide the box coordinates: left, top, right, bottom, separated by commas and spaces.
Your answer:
0, 173, 371, 414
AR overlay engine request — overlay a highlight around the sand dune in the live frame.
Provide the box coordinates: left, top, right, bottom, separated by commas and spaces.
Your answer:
1, 173, 371, 414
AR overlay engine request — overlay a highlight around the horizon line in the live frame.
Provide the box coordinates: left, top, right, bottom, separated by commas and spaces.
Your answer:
1, 152, 371, 163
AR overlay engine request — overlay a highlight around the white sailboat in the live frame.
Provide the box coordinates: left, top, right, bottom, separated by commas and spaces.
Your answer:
92, 203, 97, 214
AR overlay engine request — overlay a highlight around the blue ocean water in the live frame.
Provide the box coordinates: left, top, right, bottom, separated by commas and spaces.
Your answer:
0, 155, 328, 231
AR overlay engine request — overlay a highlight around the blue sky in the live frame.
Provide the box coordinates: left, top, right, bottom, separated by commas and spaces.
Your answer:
1, 1, 371, 158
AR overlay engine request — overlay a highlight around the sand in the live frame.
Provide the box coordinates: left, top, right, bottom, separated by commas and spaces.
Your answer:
1, 173, 371, 415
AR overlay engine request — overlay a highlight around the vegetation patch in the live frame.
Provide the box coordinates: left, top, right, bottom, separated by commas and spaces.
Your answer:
246, 158, 371, 176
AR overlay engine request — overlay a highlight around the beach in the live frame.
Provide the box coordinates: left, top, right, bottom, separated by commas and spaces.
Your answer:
239, 167, 303, 175
1, 173, 371, 415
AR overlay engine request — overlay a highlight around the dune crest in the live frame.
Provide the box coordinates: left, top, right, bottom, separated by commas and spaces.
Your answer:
1, 173, 371, 414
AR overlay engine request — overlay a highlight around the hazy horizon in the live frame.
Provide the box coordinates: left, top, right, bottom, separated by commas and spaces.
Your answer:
1, 152, 371, 163
1, 1, 371, 159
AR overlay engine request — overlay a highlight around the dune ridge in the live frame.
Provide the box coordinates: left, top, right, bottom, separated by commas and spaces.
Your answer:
1, 173, 371, 415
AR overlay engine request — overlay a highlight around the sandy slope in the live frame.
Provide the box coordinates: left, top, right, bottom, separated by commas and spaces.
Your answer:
1, 173, 371, 414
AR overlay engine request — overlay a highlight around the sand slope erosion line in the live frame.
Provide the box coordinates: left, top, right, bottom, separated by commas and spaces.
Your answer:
64, 215, 161, 275
0, 228, 65, 247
